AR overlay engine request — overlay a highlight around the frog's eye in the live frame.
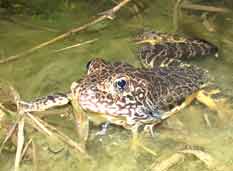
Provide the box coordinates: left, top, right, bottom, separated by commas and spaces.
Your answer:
86, 60, 93, 70
115, 78, 127, 90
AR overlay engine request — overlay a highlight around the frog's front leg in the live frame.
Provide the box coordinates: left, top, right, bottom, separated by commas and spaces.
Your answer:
18, 92, 71, 113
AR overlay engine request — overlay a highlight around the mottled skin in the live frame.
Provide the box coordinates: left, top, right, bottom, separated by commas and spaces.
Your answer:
18, 30, 218, 144
136, 30, 218, 67
71, 59, 207, 129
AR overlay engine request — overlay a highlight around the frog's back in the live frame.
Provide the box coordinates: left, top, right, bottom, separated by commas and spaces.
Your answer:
139, 64, 207, 113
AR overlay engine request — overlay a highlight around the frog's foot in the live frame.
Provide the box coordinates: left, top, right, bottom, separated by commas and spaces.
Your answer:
17, 93, 70, 113
196, 89, 232, 120
129, 126, 157, 157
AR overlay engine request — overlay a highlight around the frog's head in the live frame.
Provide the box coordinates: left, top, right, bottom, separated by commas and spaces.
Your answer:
72, 58, 159, 125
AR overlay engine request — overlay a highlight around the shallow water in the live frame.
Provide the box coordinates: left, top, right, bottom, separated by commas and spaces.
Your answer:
0, 0, 233, 171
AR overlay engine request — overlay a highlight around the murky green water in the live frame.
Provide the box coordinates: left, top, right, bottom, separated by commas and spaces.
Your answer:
0, 0, 233, 171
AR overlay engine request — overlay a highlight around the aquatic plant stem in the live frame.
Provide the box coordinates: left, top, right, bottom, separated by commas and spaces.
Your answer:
0, 0, 132, 64
151, 153, 185, 171
53, 38, 98, 53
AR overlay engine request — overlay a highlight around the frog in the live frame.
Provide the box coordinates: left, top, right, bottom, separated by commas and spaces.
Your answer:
17, 30, 220, 150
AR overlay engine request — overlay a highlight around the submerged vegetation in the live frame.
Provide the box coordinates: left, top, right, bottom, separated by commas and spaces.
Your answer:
0, 0, 233, 171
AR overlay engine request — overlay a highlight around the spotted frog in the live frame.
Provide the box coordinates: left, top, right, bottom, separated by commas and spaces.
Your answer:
18, 31, 219, 146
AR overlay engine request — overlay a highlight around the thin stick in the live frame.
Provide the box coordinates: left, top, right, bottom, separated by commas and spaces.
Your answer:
26, 112, 90, 159
20, 138, 32, 161
173, 0, 183, 32
14, 116, 25, 171
0, 0, 132, 64
53, 38, 98, 53
32, 139, 38, 171
26, 112, 52, 136
151, 153, 185, 171
0, 122, 18, 154
137, 142, 157, 157
181, 3, 231, 13
181, 149, 232, 171
203, 114, 212, 128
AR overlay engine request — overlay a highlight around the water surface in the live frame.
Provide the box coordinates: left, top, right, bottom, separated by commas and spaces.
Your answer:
0, 1, 233, 171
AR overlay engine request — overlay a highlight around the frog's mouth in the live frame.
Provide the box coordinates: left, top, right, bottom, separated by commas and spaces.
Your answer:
78, 88, 133, 117
77, 87, 161, 127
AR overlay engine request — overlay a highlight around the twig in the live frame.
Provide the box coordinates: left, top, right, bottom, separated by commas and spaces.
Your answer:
20, 138, 32, 161
203, 113, 212, 128
181, 149, 216, 169
14, 116, 25, 171
25, 112, 90, 159
181, 3, 231, 13
173, 0, 183, 32
0, 0, 132, 64
26, 112, 52, 136
151, 150, 232, 171
151, 153, 185, 171
0, 122, 18, 154
181, 149, 232, 171
136, 142, 157, 157
53, 38, 98, 53
32, 139, 38, 171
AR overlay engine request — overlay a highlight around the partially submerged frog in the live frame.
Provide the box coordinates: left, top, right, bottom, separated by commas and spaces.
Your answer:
18, 30, 219, 147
